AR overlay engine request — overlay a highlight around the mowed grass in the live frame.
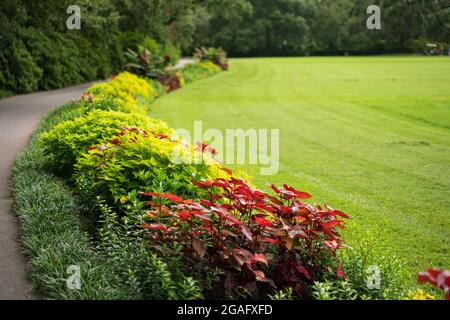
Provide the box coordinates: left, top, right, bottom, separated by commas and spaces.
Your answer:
152, 56, 450, 275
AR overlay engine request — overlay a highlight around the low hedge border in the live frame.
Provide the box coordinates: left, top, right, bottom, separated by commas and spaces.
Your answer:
12, 103, 122, 299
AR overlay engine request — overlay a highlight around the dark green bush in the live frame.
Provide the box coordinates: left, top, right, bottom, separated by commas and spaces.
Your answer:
7, 40, 43, 93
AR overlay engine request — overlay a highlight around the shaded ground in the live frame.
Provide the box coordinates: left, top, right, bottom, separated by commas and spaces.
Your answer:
0, 83, 93, 299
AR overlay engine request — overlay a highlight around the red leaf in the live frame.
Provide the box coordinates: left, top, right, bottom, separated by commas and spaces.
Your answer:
154, 133, 170, 139
200, 199, 214, 207
192, 179, 213, 188
143, 223, 167, 231
265, 194, 283, 205
254, 216, 273, 227
283, 184, 312, 199
324, 240, 340, 250
296, 264, 311, 280
260, 237, 280, 244
322, 220, 344, 229
329, 210, 351, 219
270, 184, 281, 194
159, 193, 184, 203
252, 270, 266, 281
251, 253, 269, 267
178, 211, 192, 221
221, 167, 233, 175
195, 142, 218, 155
337, 263, 345, 279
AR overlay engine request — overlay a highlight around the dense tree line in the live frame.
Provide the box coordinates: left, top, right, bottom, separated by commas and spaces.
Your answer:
1, 0, 448, 95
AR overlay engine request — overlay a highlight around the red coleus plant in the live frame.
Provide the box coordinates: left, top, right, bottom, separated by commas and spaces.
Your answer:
141, 175, 350, 299
418, 269, 450, 300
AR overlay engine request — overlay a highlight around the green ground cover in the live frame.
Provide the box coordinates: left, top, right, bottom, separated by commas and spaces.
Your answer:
151, 56, 450, 275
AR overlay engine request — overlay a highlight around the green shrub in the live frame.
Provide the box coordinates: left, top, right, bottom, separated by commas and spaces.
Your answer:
86, 71, 158, 114
311, 230, 411, 300
8, 40, 43, 93
182, 62, 221, 84
40, 109, 171, 175
97, 202, 207, 299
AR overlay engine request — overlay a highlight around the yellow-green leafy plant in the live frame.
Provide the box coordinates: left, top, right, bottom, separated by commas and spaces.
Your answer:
40, 109, 171, 175
182, 62, 221, 84
74, 127, 227, 206
85, 71, 158, 114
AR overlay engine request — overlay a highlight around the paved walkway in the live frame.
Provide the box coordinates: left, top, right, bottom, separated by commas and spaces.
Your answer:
0, 83, 93, 299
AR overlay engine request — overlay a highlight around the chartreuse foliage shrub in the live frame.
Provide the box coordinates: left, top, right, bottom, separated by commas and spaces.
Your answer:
74, 127, 225, 206
40, 109, 171, 175
85, 72, 157, 114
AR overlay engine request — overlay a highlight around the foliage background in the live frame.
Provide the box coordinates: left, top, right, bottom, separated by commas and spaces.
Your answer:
1, 0, 449, 95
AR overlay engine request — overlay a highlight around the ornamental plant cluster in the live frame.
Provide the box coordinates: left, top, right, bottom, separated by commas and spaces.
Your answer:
125, 43, 224, 92
39, 65, 351, 299
194, 47, 229, 71
142, 178, 349, 298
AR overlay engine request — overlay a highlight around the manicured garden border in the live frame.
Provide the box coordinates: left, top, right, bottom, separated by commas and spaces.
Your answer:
11, 63, 224, 299
11, 63, 424, 300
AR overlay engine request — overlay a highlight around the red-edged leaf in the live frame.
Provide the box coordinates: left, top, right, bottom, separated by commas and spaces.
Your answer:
178, 211, 191, 221
221, 167, 233, 175
200, 199, 214, 207
329, 210, 351, 219
252, 270, 266, 281
158, 193, 184, 203
192, 179, 213, 188
283, 184, 312, 199
143, 223, 167, 231
252, 253, 269, 267
141, 191, 159, 197
324, 240, 340, 250
260, 237, 281, 244
254, 216, 273, 227
154, 133, 170, 139
270, 184, 281, 194
322, 219, 344, 228
265, 194, 283, 205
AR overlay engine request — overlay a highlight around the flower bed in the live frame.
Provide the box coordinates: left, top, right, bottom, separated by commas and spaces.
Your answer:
12, 62, 419, 300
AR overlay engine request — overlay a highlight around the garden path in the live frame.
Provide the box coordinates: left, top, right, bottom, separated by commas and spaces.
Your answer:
0, 82, 93, 299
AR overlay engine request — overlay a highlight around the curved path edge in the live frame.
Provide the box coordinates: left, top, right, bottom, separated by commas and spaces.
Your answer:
0, 82, 95, 299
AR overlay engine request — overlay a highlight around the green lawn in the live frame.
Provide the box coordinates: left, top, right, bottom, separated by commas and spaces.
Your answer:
151, 56, 450, 274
